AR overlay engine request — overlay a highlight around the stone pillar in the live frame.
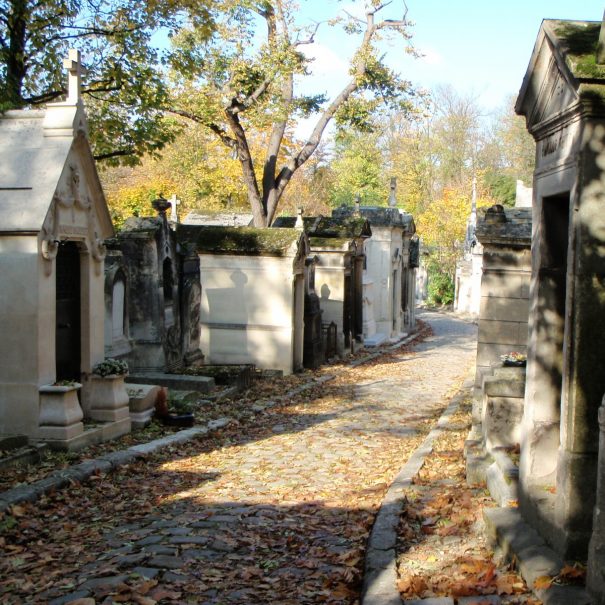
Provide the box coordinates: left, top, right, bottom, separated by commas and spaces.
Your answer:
553, 126, 605, 557
588, 401, 605, 605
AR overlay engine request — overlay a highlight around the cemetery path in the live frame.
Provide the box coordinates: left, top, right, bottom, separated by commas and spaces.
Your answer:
0, 311, 477, 605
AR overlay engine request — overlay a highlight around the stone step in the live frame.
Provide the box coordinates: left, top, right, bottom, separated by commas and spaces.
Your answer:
485, 448, 518, 507
483, 507, 591, 604
0, 443, 48, 470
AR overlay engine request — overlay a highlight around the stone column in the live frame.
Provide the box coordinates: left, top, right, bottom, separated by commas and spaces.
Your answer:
553, 128, 605, 558
588, 401, 605, 605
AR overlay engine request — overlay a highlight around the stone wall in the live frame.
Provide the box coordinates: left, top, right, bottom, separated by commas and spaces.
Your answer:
475, 206, 532, 391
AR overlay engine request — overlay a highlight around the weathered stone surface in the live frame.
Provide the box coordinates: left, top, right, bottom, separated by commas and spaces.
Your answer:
48, 590, 92, 605
148, 555, 185, 569
538, 584, 591, 605
80, 575, 129, 590
131, 567, 161, 579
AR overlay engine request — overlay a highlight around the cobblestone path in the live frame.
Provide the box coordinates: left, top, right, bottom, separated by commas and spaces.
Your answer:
1, 312, 477, 605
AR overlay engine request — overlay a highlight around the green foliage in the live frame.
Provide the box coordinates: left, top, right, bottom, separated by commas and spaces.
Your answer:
328, 129, 386, 207
92, 358, 129, 377
482, 173, 516, 207
427, 264, 454, 306
0, 0, 214, 162
167, 0, 417, 224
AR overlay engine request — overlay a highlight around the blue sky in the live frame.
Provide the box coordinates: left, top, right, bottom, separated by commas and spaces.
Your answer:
294, 0, 604, 128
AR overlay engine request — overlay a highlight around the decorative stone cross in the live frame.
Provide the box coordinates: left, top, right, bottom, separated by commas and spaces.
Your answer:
168, 194, 181, 223
63, 49, 87, 104
389, 177, 397, 208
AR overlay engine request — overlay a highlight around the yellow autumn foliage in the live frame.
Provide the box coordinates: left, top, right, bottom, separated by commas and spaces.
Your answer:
417, 187, 492, 277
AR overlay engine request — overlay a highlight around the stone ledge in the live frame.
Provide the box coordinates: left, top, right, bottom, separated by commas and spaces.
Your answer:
126, 372, 215, 393
483, 507, 590, 602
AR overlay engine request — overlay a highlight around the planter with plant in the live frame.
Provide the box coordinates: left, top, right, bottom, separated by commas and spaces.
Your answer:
88, 358, 130, 423
501, 352, 527, 367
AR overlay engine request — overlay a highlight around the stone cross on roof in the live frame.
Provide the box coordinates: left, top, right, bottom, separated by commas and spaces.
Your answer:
389, 177, 397, 208
168, 194, 180, 223
63, 49, 87, 104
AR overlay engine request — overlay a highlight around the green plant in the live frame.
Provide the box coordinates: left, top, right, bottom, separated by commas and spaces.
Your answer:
92, 358, 129, 377
427, 268, 454, 306
52, 380, 78, 387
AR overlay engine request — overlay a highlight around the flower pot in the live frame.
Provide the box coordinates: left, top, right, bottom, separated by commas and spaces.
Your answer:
88, 374, 130, 422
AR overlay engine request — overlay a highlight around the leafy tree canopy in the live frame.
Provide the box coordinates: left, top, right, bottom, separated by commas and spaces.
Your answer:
166, 0, 418, 225
0, 0, 215, 162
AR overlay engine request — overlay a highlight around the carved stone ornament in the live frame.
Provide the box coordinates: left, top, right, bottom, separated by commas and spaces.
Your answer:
41, 196, 61, 275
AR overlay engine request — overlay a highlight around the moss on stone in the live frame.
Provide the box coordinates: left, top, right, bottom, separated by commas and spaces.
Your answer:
579, 83, 605, 107
555, 22, 605, 80
178, 225, 300, 256
314, 216, 370, 239
309, 236, 352, 249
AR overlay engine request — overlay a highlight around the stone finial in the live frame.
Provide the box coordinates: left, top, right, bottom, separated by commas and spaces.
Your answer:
295, 207, 304, 229
152, 194, 171, 217
63, 49, 87, 104
597, 9, 605, 64
485, 204, 507, 224
168, 194, 180, 223
389, 177, 397, 208
354, 194, 361, 216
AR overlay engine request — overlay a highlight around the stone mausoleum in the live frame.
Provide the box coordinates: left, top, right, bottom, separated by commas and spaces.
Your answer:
177, 225, 308, 375
0, 51, 130, 448
333, 180, 417, 346
514, 16, 605, 600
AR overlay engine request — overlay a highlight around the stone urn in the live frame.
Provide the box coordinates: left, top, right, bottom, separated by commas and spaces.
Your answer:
88, 373, 130, 423
38, 383, 84, 441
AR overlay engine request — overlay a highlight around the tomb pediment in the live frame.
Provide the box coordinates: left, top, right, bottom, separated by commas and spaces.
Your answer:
516, 20, 605, 133
0, 105, 112, 241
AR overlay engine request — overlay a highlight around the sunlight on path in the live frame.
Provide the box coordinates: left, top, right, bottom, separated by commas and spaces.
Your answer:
0, 312, 477, 605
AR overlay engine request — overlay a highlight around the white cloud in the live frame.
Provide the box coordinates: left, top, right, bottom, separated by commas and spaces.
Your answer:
302, 42, 349, 78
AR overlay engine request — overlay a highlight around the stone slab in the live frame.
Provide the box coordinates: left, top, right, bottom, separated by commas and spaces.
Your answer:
404, 599, 454, 605
126, 372, 215, 393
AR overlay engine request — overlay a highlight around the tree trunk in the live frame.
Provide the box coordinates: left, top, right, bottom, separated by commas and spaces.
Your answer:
4, 0, 28, 107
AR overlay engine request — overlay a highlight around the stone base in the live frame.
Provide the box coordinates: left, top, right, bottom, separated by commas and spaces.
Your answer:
37, 422, 84, 442
38, 417, 131, 452
130, 408, 155, 430
363, 333, 387, 347
388, 331, 408, 344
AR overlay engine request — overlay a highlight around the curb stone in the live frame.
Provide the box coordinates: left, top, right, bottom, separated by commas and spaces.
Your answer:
0, 376, 336, 513
361, 379, 472, 605
350, 333, 418, 368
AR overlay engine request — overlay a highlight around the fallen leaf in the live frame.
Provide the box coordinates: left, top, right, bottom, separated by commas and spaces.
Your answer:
533, 575, 553, 590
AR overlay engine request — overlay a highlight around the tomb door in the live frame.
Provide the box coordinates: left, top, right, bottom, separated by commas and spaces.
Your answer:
343, 274, 352, 348
353, 257, 364, 341
292, 274, 305, 372
56, 241, 81, 382
392, 269, 398, 331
